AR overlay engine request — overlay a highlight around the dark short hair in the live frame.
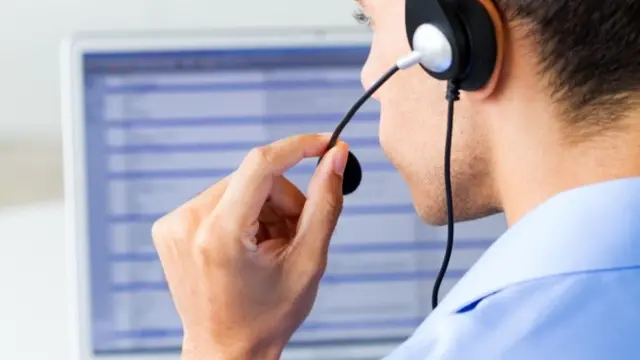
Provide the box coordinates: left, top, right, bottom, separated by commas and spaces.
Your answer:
497, 1, 640, 131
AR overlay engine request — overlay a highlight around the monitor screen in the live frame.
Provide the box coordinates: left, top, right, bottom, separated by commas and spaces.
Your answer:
81, 44, 495, 356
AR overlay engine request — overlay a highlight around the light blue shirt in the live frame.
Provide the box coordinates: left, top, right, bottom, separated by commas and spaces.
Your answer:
385, 178, 640, 359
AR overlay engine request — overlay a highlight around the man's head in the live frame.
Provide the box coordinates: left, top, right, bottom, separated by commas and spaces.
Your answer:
357, 0, 640, 225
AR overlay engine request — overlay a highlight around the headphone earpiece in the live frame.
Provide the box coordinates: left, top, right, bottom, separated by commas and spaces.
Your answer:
405, 0, 504, 91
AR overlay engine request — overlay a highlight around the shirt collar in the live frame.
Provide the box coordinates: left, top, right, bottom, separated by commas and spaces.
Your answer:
437, 177, 640, 314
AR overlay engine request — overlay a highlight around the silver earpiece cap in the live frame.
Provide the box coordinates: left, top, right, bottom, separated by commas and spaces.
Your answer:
412, 23, 453, 73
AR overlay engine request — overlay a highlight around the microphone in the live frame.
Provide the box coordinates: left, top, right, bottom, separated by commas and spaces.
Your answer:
342, 151, 362, 195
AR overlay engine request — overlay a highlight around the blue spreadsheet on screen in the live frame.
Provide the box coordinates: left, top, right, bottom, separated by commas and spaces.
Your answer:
81, 45, 494, 355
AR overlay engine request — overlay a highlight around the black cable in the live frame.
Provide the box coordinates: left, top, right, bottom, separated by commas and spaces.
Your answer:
432, 80, 461, 310
326, 66, 399, 149
321, 61, 461, 310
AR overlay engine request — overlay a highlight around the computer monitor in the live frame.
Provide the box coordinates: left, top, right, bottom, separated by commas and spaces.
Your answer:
61, 28, 504, 360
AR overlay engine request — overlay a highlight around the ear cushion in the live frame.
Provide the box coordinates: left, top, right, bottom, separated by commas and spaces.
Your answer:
473, 0, 505, 91
456, 0, 505, 91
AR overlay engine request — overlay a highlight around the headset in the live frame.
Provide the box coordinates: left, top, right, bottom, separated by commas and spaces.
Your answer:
319, 0, 505, 309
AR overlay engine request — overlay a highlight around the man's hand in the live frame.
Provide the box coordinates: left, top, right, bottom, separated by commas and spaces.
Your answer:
152, 134, 349, 360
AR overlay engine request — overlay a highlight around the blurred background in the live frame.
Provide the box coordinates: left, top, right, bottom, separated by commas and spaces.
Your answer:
0, 1, 358, 359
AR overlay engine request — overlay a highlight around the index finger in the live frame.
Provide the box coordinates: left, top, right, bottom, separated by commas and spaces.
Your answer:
214, 133, 332, 229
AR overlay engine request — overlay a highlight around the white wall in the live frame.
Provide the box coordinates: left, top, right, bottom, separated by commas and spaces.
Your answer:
0, 1, 359, 359
0, 0, 358, 142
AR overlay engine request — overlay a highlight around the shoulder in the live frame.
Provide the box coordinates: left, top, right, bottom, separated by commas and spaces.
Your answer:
456, 270, 640, 359
388, 269, 640, 360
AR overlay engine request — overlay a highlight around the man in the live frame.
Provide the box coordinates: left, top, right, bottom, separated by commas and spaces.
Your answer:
151, 1, 640, 359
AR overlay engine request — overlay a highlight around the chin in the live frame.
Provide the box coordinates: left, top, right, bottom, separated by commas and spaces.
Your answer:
409, 180, 502, 226
405, 181, 448, 226
413, 199, 450, 226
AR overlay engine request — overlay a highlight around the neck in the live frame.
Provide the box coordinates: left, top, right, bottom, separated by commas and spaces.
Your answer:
484, 29, 640, 226
490, 103, 640, 226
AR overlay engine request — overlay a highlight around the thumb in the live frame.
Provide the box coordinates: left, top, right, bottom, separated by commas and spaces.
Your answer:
292, 141, 349, 262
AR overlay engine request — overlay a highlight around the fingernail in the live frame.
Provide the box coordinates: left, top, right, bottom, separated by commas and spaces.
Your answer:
331, 143, 348, 176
